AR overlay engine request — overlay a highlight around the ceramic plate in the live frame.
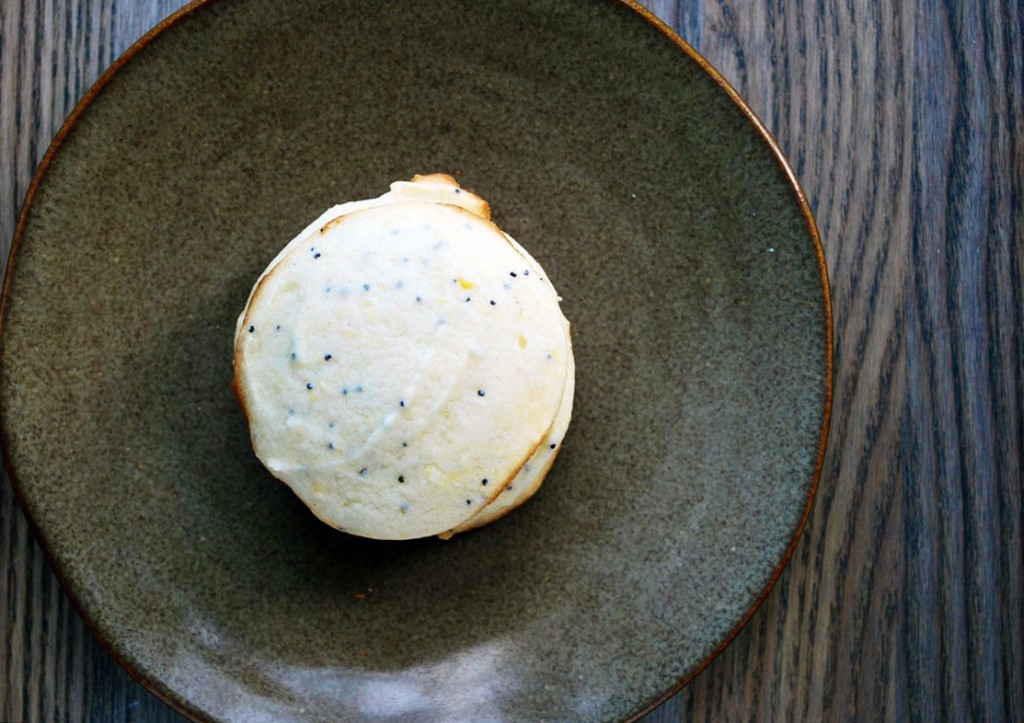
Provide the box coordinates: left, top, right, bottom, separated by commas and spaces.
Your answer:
1, 1, 831, 720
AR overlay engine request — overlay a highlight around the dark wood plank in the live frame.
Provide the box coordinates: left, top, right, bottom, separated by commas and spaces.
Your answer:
1, 1, 1021, 722
670, 0, 1024, 721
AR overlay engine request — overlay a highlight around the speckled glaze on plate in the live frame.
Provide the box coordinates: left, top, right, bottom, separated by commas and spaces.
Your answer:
0, 1, 832, 721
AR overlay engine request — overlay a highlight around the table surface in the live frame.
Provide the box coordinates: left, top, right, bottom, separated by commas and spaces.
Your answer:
2, 1, 1021, 721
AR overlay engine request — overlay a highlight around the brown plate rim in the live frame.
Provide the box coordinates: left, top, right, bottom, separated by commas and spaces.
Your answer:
620, 2, 834, 720
0, 1, 834, 720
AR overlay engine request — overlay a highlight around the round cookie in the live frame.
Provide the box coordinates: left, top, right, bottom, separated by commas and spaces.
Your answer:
234, 176, 574, 540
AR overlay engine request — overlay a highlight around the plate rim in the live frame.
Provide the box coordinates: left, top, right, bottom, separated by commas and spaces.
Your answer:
0, 1, 834, 720
622, 3, 833, 720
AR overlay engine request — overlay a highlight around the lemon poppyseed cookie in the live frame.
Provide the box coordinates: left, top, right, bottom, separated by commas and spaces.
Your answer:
233, 175, 574, 540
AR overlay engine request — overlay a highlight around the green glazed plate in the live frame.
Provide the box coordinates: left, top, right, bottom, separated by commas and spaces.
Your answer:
1, 1, 832, 720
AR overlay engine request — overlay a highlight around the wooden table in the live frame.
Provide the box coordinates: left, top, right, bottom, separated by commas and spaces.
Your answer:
2, 1, 1020, 720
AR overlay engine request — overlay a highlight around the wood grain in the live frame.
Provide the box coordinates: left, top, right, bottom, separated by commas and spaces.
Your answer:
1, 1, 1021, 721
